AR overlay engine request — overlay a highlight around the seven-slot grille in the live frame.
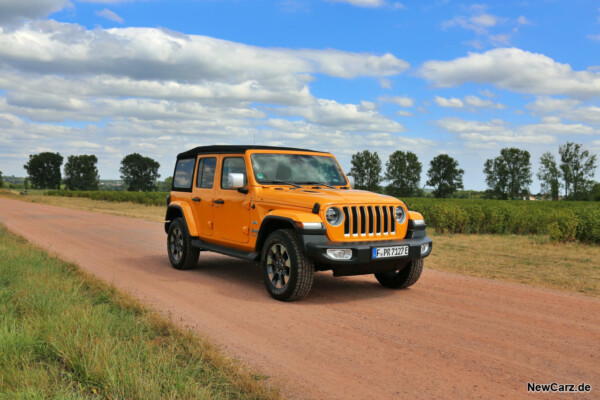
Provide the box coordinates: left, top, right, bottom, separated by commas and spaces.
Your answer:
342, 205, 396, 237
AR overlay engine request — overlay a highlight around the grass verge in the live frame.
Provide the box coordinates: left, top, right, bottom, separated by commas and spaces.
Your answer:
1, 189, 598, 297
427, 231, 600, 297
0, 225, 280, 400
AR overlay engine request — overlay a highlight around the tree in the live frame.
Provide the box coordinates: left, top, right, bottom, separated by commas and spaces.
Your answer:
483, 148, 532, 199
0, 170, 3, 188
384, 151, 422, 197
64, 155, 100, 190
559, 142, 597, 200
156, 176, 173, 192
589, 182, 600, 201
537, 152, 561, 201
349, 150, 382, 192
23, 152, 63, 189
120, 153, 160, 192
163, 176, 173, 191
426, 154, 464, 198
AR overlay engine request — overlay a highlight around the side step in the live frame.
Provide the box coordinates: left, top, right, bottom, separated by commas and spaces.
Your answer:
191, 239, 259, 262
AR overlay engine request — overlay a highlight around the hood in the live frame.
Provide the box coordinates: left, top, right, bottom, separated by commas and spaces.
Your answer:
254, 186, 401, 209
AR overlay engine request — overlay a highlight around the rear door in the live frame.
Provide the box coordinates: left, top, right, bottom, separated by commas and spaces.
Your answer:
213, 156, 250, 244
191, 156, 217, 238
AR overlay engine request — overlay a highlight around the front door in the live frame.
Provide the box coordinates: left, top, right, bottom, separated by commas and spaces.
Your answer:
214, 156, 250, 244
191, 156, 217, 237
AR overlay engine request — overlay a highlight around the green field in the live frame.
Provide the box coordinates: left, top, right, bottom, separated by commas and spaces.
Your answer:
42, 190, 600, 243
0, 226, 279, 400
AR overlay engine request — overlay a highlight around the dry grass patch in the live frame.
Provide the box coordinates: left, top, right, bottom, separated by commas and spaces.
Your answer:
0, 189, 164, 222
428, 230, 600, 297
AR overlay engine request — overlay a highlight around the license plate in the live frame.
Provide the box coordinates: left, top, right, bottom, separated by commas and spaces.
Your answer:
372, 245, 409, 259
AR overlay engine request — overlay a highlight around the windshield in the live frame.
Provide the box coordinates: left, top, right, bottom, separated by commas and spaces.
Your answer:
250, 153, 347, 186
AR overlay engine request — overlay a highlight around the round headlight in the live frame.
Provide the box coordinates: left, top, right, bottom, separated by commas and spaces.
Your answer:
395, 206, 406, 224
325, 207, 344, 226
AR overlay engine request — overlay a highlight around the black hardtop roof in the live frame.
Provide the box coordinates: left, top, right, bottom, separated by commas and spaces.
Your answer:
176, 145, 328, 159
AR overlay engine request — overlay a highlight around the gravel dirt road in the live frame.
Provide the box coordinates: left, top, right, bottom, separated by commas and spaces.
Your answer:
1, 198, 598, 399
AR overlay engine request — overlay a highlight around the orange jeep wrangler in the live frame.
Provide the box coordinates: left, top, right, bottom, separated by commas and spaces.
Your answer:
165, 145, 432, 301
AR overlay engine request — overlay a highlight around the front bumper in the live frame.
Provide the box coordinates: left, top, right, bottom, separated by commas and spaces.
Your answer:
303, 234, 432, 276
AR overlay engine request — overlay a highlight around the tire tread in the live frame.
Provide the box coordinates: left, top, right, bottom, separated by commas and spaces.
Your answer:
262, 229, 314, 301
168, 217, 200, 270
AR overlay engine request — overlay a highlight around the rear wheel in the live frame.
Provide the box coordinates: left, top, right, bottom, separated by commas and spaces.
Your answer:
262, 229, 314, 301
167, 217, 200, 270
375, 258, 423, 289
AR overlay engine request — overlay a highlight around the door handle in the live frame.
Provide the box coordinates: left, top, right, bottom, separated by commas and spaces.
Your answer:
192, 197, 201, 202
214, 199, 225, 205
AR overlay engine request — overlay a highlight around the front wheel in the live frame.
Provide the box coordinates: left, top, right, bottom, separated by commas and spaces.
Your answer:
167, 217, 200, 270
261, 229, 314, 301
374, 258, 423, 289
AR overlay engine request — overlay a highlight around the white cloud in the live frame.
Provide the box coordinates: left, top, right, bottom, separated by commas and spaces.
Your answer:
489, 34, 511, 46
464, 95, 505, 109
96, 9, 124, 24
359, 100, 376, 111
434, 95, 464, 108
479, 89, 496, 98
378, 95, 414, 107
443, 12, 502, 35
527, 96, 600, 125
436, 117, 598, 148
0, 21, 408, 81
517, 16, 530, 25
378, 77, 392, 88
470, 14, 498, 28
420, 48, 600, 98
284, 99, 405, 132
0, 0, 68, 25
328, 0, 386, 7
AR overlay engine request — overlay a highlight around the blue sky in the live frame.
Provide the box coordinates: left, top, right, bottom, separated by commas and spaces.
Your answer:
1, 0, 599, 190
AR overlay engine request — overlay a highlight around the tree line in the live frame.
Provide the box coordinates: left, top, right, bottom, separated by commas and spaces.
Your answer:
17, 152, 163, 192
349, 141, 599, 200
2, 141, 597, 200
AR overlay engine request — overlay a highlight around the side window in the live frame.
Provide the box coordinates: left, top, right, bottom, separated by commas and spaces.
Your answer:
196, 157, 216, 189
173, 158, 195, 190
221, 157, 247, 189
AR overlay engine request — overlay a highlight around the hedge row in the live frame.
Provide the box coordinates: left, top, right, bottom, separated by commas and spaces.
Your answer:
403, 198, 600, 243
45, 190, 168, 206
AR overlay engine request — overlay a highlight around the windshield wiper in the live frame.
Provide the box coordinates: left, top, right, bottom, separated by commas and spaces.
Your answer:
260, 180, 302, 188
295, 181, 335, 188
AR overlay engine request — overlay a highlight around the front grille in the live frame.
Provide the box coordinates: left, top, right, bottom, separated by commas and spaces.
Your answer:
342, 205, 396, 237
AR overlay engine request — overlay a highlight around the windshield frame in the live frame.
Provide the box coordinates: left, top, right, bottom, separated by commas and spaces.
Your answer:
249, 152, 348, 187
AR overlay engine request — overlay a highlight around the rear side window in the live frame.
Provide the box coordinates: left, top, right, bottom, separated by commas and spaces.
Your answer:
196, 157, 216, 189
173, 158, 195, 190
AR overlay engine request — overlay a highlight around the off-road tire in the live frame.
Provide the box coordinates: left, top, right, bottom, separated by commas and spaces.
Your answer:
374, 258, 423, 289
261, 229, 314, 301
167, 217, 200, 270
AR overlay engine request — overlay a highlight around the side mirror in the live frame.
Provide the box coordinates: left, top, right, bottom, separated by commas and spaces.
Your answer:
347, 175, 355, 189
227, 173, 245, 189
